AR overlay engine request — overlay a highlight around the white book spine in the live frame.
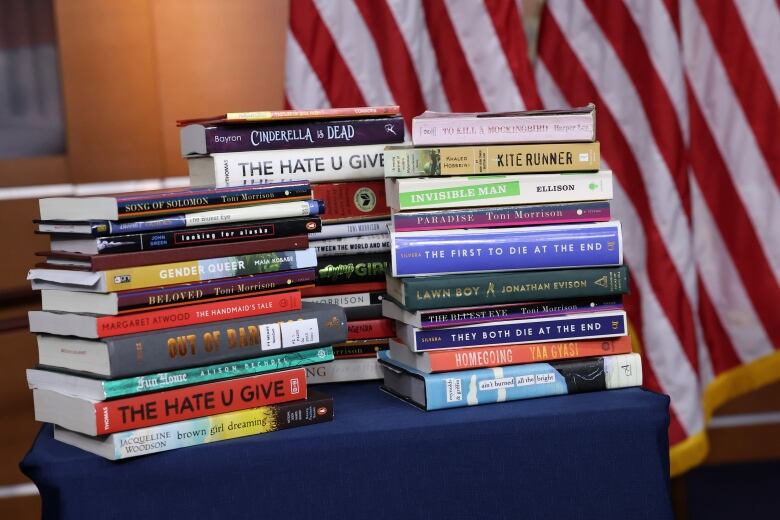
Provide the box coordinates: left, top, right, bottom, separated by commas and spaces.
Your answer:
308, 219, 390, 241
183, 200, 317, 227
305, 358, 383, 384
313, 234, 390, 257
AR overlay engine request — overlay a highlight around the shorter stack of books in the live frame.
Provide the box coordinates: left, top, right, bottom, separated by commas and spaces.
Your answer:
379, 105, 642, 410
26, 181, 347, 459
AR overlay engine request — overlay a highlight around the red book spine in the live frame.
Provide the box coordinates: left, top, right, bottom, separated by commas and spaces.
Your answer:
95, 368, 306, 434
95, 291, 302, 337
311, 181, 389, 222
347, 318, 395, 340
427, 337, 633, 372
300, 281, 386, 297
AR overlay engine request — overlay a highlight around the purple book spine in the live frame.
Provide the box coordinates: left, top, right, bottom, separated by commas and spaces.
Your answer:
202, 117, 405, 153
391, 201, 611, 232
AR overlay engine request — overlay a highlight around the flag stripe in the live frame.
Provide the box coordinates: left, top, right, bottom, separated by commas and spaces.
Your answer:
284, 32, 331, 110
733, 0, 780, 102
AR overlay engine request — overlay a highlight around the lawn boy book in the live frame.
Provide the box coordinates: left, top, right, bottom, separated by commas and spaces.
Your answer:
38, 181, 312, 221
385, 171, 612, 211
379, 351, 642, 410
386, 266, 629, 310
29, 292, 301, 339
36, 302, 347, 378
411, 104, 596, 146
188, 144, 386, 187
387, 336, 632, 373
396, 310, 627, 352
40, 269, 316, 315
390, 221, 622, 277
180, 116, 404, 156
53, 391, 334, 460
27, 347, 334, 400
28, 248, 318, 292
390, 201, 610, 232
47, 216, 321, 254
33, 368, 307, 435
385, 142, 600, 177
306, 358, 382, 384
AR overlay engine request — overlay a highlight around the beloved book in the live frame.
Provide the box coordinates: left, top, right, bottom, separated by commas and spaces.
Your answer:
180, 116, 404, 156
390, 221, 622, 277
47, 216, 321, 254
38, 181, 312, 221
386, 266, 629, 311
316, 252, 390, 285
38, 234, 309, 270
385, 142, 600, 177
306, 359, 382, 384
396, 310, 627, 352
28, 248, 318, 292
411, 104, 596, 146
311, 181, 389, 223
34, 368, 306, 435
29, 292, 301, 339
177, 105, 399, 125
188, 144, 386, 187
387, 336, 632, 373
313, 234, 390, 257
53, 392, 334, 460
40, 269, 316, 315
27, 347, 334, 400
37, 200, 324, 236
390, 201, 610, 232
35, 302, 347, 377
309, 219, 390, 241
385, 171, 612, 211
379, 351, 642, 410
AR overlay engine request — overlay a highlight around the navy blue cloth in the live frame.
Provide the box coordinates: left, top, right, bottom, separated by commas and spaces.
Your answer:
21, 383, 672, 520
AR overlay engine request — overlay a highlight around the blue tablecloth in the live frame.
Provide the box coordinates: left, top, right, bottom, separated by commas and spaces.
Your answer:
21, 382, 672, 519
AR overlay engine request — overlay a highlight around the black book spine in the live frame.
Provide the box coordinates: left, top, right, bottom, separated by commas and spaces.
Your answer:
315, 252, 390, 286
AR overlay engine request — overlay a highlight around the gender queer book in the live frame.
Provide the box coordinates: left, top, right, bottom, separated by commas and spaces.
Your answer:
53, 391, 334, 460
379, 351, 642, 410
390, 221, 622, 277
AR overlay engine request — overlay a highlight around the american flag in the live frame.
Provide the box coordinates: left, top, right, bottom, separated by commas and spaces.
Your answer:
285, 0, 780, 475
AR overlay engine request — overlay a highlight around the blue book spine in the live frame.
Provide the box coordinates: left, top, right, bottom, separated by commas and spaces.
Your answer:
400, 311, 627, 351
391, 221, 622, 276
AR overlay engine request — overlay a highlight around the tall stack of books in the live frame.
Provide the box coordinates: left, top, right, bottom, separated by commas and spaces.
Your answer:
379, 105, 642, 410
26, 182, 347, 459
182, 106, 405, 383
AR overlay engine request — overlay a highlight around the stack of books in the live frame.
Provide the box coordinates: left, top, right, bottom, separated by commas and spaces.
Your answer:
26, 182, 347, 459
379, 105, 642, 410
181, 106, 405, 383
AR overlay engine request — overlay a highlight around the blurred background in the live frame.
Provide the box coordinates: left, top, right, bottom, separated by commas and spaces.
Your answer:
0, 0, 777, 518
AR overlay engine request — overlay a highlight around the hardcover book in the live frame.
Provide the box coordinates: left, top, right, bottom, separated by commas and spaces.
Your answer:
309, 219, 390, 241
347, 318, 395, 340
53, 391, 334, 460
177, 105, 399, 125
316, 252, 390, 285
306, 358, 382, 384
379, 351, 642, 410
390, 221, 622, 277
311, 181, 389, 223
313, 234, 390, 257
333, 338, 389, 358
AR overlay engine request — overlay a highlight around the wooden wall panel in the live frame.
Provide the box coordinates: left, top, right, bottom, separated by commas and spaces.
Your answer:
0, 200, 50, 293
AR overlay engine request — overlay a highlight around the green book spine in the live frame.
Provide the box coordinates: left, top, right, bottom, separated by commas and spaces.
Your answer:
387, 266, 628, 311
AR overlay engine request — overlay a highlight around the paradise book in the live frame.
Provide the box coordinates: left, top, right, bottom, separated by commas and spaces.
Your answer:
379, 351, 642, 410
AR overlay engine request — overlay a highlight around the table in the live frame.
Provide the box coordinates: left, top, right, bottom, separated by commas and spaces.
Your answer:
21, 382, 672, 519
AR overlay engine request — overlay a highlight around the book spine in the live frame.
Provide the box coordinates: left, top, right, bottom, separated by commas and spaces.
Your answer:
309, 219, 390, 241
193, 145, 386, 187
114, 181, 312, 219
197, 117, 404, 154
302, 290, 384, 307
104, 303, 347, 377
115, 268, 316, 313
103, 347, 334, 398
311, 181, 389, 222
300, 283, 386, 298
411, 112, 595, 146
95, 368, 306, 434
418, 353, 641, 410
306, 359, 382, 384
225, 105, 399, 121
347, 318, 394, 340
316, 252, 390, 285
333, 339, 389, 358
391, 222, 622, 277
313, 234, 390, 257
416, 296, 622, 329
96, 292, 301, 337
402, 311, 627, 351
385, 142, 600, 177
391, 201, 610, 232
388, 172, 613, 211
93, 217, 321, 254
426, 336, 632, 372
392, 266, 629, 310
91, 393, 334, 459
105, 248, 318, 292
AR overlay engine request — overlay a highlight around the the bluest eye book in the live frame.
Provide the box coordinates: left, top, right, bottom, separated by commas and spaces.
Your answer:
378, 350, 642, 411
